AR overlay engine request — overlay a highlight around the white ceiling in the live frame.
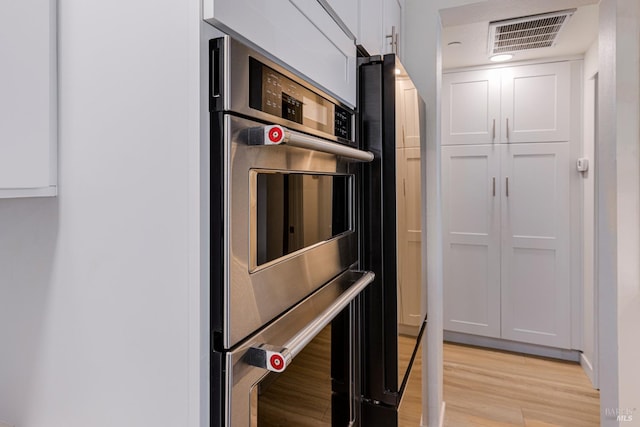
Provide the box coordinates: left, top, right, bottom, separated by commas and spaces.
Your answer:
441, 1, 599, 70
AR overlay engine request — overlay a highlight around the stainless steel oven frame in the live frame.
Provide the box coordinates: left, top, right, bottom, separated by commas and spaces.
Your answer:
211, 35, 374, 350
210, 35, 375, 427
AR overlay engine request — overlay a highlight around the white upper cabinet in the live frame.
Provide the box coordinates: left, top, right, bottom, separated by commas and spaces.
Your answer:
203, 0, 357, 107
501, 62, 570, 143
358, 0, 383, 56
442, 61, 571, 145
322, 0, 359, 38
358, 0, 402, 58
0, 0, 57, 198
382, 0, 402, 56
442, 69, 501, 145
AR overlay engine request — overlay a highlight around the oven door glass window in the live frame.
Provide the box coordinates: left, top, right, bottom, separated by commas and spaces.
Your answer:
254, 324, 333, 426
254, 172, 352, 268
250, 310, 355, 427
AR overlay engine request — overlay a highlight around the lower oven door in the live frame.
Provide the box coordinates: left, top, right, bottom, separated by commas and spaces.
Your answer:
213, 270, 374, 427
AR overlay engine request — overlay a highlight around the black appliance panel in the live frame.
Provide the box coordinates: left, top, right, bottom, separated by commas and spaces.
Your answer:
358, 54, 428, 412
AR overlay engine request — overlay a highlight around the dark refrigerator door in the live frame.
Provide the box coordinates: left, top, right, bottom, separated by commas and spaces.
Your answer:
358, 54, 427, 418
359, 55, 400, 407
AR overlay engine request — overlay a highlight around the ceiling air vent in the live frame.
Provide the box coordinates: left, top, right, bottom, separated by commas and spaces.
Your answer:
488, 9, 576, 55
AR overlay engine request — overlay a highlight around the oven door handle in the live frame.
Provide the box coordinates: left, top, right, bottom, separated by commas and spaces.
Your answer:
248, 125, 375, 162
246, 271, 375, 373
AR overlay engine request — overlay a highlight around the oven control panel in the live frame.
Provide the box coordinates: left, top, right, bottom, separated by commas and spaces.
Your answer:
249, 57, 353, 144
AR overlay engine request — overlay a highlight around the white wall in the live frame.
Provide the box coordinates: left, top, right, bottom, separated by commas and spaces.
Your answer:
0, 0, 203, 426
610, 0, 640, 423
598, 0, 640, 425
403, 1, 486, 425
581, 38, 598, 387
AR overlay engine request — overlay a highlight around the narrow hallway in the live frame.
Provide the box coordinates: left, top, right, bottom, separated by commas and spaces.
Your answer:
443, 343, 600, 426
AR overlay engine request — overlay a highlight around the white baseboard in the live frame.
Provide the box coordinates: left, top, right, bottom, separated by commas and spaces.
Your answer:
444, 331, 581, 362
580, 352, 598, 388
439, 401, 446, 427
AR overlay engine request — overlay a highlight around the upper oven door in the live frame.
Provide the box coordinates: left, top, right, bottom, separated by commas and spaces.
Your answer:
214, 113, 366, 349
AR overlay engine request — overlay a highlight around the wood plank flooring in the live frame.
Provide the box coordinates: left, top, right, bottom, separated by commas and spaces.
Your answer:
399, 336, 424, 426
259, 330, 600, 426
442, 342, 600, 427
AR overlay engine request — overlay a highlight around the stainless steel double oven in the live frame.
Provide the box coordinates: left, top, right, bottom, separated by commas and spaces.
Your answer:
210, 36, 374, 426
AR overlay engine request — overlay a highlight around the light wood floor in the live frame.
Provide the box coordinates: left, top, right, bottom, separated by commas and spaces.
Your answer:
259, 331, 600, 426
399, 339, 601, 426
442, 342, 600, 427
399, 335, 424, 426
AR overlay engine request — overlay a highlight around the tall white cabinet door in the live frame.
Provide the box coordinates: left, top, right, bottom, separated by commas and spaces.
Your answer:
442, 69, 501, 145
397, 147, 422, 329
501, 62, 570, 143
442, 145, 501, 338
500, 143, 570, 347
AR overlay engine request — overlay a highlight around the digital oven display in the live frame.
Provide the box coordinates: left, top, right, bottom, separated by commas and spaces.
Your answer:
281, 93, 302, 124
249, 57, 353, 142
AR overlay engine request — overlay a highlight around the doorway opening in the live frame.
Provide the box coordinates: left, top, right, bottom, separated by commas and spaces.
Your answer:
437, 1, 601, 424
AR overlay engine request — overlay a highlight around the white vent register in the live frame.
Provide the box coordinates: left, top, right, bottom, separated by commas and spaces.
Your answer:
488, 9, 575, 55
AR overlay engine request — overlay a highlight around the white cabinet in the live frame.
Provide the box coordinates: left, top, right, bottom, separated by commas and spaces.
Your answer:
442, 60, 579, 350
442, 145, 501, 338
315, 0, 403, 57
501, 63, 570, 143
203, 0, 357, 107
383, 0, 402, 56
322, 0, 358, 38
0, 0, 57, 198
358, 0, 402, 57
442, 69, 501, 145
442, 62, 570, 145
500, 143, 570, 347
358, 0, 383, 56
442, 143, 571, 348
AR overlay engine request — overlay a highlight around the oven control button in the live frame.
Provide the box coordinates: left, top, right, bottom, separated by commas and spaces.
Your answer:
266, 125, 285, 145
